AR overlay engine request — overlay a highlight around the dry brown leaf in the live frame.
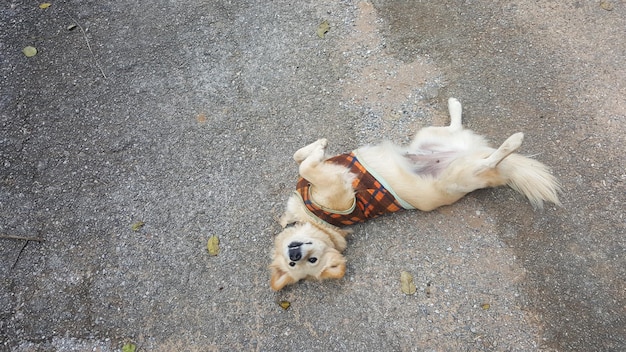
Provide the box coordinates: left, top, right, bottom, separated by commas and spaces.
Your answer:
400, 271, 417, 295
130, 221, 145, 232
278, 300, 291, 310
22, 46, 37, 57
600, 0, 614, 11
317, 20, 330, 38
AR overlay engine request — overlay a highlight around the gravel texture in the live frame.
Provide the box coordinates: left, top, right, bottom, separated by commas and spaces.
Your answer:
1, 1, 624, 351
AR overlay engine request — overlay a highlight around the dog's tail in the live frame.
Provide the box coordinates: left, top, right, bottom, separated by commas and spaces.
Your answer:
498, 153, 562, 209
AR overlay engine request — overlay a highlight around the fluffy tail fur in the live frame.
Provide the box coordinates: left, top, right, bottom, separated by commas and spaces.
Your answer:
498, 153, 562, 208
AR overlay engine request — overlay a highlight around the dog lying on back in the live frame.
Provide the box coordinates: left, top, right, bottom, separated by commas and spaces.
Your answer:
270, 98, 561, 291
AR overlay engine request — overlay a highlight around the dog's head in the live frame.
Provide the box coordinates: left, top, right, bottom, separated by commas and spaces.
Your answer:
269, 222, 348, 291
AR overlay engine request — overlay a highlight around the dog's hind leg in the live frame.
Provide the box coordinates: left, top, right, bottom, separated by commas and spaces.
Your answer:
465, 132, 524, 178
409, 98, 467, 151
448, 97, 463, 131
483, 132, 524, 168
440, 132, 525, 195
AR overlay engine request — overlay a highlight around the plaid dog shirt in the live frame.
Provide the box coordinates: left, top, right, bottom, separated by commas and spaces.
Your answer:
295, 152, 411, 227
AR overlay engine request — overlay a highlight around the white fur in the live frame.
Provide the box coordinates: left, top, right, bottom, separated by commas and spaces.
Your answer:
270, 98, 562, 291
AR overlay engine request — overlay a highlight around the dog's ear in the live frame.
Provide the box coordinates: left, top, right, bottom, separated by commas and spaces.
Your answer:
320, 252, 346, 280
269, 264, 297, 291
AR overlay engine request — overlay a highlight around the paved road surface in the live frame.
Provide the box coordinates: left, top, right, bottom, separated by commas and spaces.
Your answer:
1, 1, 624, 351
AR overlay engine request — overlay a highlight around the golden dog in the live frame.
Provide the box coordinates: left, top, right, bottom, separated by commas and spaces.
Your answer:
270, 98, 561, 291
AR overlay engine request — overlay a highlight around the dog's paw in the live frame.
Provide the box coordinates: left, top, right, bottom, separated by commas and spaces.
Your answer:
503, 132, 524, 151
295, 139, 326, 162
310, 138, 329, 156
312, 139, 328, 160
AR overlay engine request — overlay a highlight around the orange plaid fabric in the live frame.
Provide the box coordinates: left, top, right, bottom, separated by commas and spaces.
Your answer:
296, 152, 404, 227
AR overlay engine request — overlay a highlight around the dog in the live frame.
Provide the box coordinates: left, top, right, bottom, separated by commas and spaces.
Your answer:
270, 98, 561, 291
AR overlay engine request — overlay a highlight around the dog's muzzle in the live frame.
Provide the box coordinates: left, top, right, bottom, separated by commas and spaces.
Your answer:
288, 241, 303, 262
287, 241, 314, 266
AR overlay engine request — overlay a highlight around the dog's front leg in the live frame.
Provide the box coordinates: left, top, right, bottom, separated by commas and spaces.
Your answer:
297, 139, 330, 184
293, 138, 328, 164
294, 138, 354, 211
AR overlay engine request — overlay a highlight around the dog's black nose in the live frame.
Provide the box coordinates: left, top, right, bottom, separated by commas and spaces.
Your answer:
288, 247, 302, 261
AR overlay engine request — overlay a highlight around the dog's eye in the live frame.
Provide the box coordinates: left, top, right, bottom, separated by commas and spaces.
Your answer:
289, 262, 296, 267
308, 257, 318, 263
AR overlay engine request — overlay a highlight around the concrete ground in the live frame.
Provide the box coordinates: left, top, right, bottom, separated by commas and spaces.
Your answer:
1, 0, 624, 351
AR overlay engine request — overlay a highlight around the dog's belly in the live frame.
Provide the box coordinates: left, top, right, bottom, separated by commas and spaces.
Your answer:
404, 150, 457, 177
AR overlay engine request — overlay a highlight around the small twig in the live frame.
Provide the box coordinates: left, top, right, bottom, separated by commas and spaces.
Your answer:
1, 234, 45, 242
61, 8, 107, 79
8, 232, 44, 270
11, 241, 29, 270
